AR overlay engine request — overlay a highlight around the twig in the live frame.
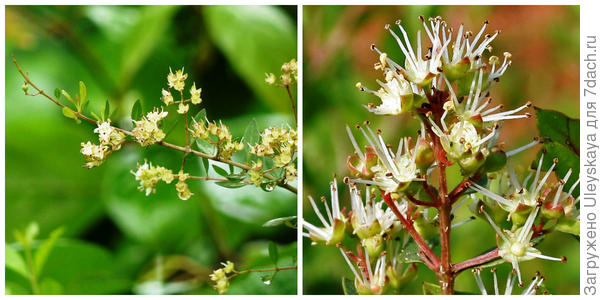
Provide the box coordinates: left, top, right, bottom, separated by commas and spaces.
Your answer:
12, 55, 297, 194
451, 248, 500, 274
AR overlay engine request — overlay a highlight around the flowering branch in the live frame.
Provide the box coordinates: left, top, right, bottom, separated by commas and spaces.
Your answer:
12, 54, 297, 194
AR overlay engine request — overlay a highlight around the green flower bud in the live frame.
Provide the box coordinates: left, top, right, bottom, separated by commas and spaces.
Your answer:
443, 57, 470, 81
541, 202, 564, 220
362, 235, 384, 258
414, 138, 434, 171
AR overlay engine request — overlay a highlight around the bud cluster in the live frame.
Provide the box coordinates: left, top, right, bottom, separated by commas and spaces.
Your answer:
249, 126, 298, 185
209, 261, 235, 295
265, 58, 298, 86
161, 67, 203, 114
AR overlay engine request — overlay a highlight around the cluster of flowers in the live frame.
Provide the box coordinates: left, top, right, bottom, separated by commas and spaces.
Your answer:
161, 67, 202, 114
248, 126, 298, 185
265, 58, 298, 86
303, 16, 577, 295
209, 261, 235, 295
131, 160, 193, 201
190, 118, 244, 160
132, 108, 169, 147
80, 120, 126, 168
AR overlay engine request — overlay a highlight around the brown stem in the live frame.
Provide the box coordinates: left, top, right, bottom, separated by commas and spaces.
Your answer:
422, 181, 440, 205
285, 85, 297, 125
449, 178, 471, 203
235, 265, 297, 275
380, 190, 440, 268
405, 193, 437, 207
452, 248, 500, 274
11, 55, 297, 194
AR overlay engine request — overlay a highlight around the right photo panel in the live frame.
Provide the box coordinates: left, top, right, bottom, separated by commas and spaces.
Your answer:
302, 5, 580, 295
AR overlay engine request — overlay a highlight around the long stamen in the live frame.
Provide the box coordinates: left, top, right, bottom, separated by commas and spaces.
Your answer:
340, 248, 364, 285
506, 140, 539, 157
308, 196, 330, 228
346, 125, 364, 160
553, 168, 572, 206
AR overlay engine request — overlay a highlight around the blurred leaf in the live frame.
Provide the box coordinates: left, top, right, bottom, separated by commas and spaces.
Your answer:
38, 278, 64, 295
78, 81, 87, 106
535, 107, 580, 153
268, 242, 278, 266
53, 88, 61, 102
532, 141, 580, 197
5, 281, 30, 295
341, 277, 357, 295
226, 173, 246, 182
102, 99, 110, 121
131, 99, 142, 121
422, 281, 442, 295
61, 90, 75, 105
215, 180, 247, 189
61, 107, 78, 122
201, 157, 210, 176
204, 6, 296, 112
212, 165, 229, 178
119, 6, 179, 87
34, 227, 64, 275
5, 243, 29, 280
242, 119, 260, 163
37, 239, 130, 294
262, 216, 297, 228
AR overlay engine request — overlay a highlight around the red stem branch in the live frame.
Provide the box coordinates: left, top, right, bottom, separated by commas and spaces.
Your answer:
380, 190, 440, 268
452, 248, 500, 274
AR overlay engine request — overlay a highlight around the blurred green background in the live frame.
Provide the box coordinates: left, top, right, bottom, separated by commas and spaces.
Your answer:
302, 5, 579, 294
5, 5, 297, 295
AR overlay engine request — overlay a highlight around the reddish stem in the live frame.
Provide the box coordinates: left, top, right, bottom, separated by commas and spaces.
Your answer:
380, 190, 440, 268
452, 248, 500, 274
405, 193, 438, 207
421, 181, 440, 205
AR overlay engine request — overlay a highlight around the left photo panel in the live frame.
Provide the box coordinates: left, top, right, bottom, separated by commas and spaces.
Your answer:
5, 5, 298, 295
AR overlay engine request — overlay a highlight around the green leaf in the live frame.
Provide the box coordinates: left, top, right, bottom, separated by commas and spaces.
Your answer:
262, 216, 297, 228
268, 241, 278, 265
131, 99, 142, 121
215, 180, 248, 189
226, 173, 247, 182
78, 81, 86, 105
53, 88, 61, 101
38, 278, 63, 295
5, 243, 29, 280
119, 6, 179, 88
212, 165, 230, 178
242, 119, 260, 163
533, 141, 580, 197
422, 281, 442, 295
397, 241, 423, 264
34, 227, 64, 275
36, 239, 130, 294
342, 277, 358, 295
201, 157, 210, 176
535, 107, 580, 153
62, 107, 78, 122
204, 6, 296, 112
61, 90, 74, 105
102, 99, 111, 121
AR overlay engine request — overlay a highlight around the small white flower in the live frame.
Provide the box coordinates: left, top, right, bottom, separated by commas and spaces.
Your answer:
339, 246, 387, 295
481, 206, 564, 284
473, 268, 545, 295
348, 124, 421, 193
349, 184, 400, 238
302, 177, 346, 246
358, 70, 414, 115
471, 153, 558, 215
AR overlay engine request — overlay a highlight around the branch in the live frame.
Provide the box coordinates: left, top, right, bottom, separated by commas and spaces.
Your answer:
451, 248, 500, 274
449, 178, 471, 203
12, 55, 297, 194
380, 190, 440, 268
405, 193, 438, 207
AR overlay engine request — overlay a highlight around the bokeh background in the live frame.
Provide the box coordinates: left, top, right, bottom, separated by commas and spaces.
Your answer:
5, 5, 297, 295
303, 5, 579, 294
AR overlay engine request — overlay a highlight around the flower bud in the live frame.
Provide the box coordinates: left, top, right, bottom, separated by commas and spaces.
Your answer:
541, 202, 564, 220
442, 57, 470, 81
347, 146, 378, 179
414, 138, 434, 171
458, 150, 487, 175
362, 235, 384, 258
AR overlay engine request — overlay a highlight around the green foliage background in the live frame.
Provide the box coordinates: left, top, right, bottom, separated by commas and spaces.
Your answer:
302, 5, 580, 295
5, 5, 297, 295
